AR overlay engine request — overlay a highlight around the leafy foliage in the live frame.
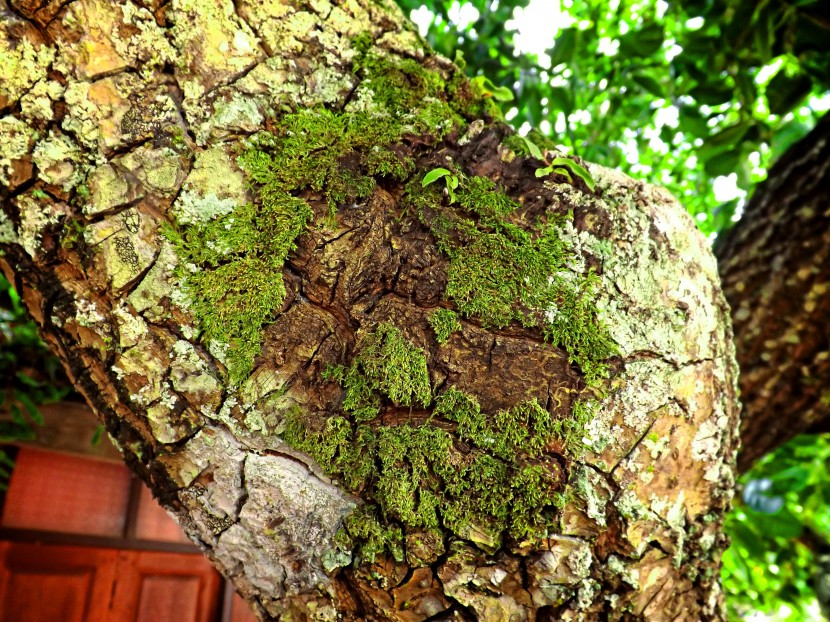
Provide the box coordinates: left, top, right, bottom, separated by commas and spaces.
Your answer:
0, 274, 70, 488
724, 435, 830, 619
400, 0, 830, 235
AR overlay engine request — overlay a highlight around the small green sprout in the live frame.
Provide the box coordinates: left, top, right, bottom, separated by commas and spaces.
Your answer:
31, 188, 49, 200
535, 156, 596, 192
470, 76, 514, 102
422, 168, 460, 203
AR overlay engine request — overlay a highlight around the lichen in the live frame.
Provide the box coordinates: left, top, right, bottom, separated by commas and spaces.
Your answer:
0, 116, 37, 187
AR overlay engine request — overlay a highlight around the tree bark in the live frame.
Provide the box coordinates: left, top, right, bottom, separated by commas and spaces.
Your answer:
0, 0, 739, 620
716, 112, 830, 472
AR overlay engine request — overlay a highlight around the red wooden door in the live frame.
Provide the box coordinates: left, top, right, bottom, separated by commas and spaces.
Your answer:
0, 542, 219, 622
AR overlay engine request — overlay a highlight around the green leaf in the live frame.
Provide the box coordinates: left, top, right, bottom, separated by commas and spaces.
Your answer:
632, 71, 665, 97
770, 120, 811, 162
548, 28, 578, 68
520, 136, 544, 160
766, 71, 812, 116
548, 157, 596, 192
16, 392, 44, 426
91, 424, 104, 447
704, 149, 743, 177
690, 81, 735, 106
9, 403, 25, 426
547, 87, 573, 115
422, 168, 452, 187
471, 76, 514, 102
15, 371, 41, 388
705, 121, 752, 148
619, 23, 664, 58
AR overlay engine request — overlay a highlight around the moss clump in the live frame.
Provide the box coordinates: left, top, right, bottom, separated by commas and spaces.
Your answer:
163, 40, 476, 384
407, 172, 617, 385
428, 308, 462, 344
285, 326, 566, 563
323, 323, 432, 421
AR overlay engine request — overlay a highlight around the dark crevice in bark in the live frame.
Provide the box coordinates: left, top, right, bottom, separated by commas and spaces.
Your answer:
608, 417, 659, 478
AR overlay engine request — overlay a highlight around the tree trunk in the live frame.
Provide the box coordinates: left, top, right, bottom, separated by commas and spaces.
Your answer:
0, 0, 739, 620
716, 112, 830, 472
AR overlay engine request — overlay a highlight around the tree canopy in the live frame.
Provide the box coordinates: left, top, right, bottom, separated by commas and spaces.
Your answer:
1, 0, 829, 619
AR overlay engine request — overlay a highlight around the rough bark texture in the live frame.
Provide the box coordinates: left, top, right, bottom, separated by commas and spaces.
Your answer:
716, 112, 830, 472
0, 0, 739, 620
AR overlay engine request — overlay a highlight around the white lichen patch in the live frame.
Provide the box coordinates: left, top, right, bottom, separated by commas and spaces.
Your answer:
32, 130, 85, 190
607, 555, 640, 589
0, 116, 36, 187
0, 22, 55, 106
171, 146, 248, 225
112, 301, 148, 349
84, 210, 159, 290
528, 536, 593, 587
212, 453, 355, 617
16, 194, 66, 258
19, 79, 64, 122
73, 296, 106, 328
194, 92, 263, 143
173, 190, 237, 226
128, 241, 182, 321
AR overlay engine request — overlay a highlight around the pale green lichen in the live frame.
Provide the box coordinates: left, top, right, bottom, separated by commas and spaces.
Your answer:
17, 194, 64, 257
32, 130, 85, 191
0, 29, 55, 105
86, 163, 131, 214
112, 302, 148, 349
0, 211, 17, 245
0, 116, 36, 187
20, 79, 63, 122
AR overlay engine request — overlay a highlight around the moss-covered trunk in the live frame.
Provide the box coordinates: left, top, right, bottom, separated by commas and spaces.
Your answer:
716, 111, 830, 472
0, 0, 739, 619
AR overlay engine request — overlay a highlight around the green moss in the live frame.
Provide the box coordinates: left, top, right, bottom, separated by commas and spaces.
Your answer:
407, 172, 617, 385
324, 323, 432, 421
286, 355, 567, 563
163, 39, 475, 384
428, 308, 462, 344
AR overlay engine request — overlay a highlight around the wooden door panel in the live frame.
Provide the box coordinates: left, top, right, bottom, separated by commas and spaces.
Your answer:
110, 550, 220, 622
135, 575, 201, 622
0, 543, 117, 622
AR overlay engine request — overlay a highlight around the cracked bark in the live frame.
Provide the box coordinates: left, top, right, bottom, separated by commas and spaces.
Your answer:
716, 111, 830, 472
0, 0, 739, 620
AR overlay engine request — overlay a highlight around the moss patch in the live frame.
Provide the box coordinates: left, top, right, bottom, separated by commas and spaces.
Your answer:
285, 326, 568, 564
408, 172, 617, 385
322, 323, 432, 421
428, 308, 462, 344
163, 39, 475, 384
